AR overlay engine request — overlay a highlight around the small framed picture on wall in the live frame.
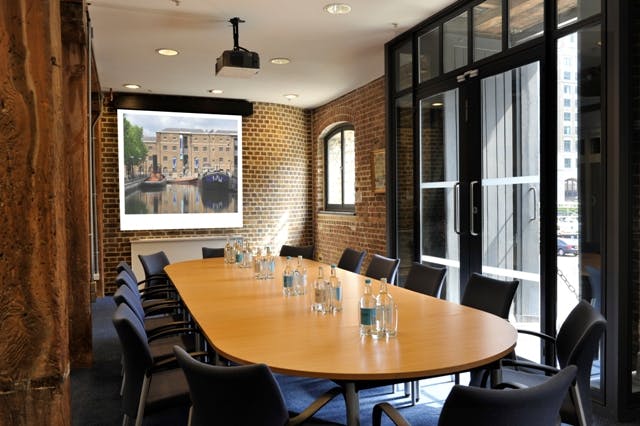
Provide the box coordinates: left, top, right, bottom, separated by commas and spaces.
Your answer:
371, 148, 385, 194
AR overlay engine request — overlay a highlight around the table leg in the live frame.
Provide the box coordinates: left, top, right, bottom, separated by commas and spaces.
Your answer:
344, 382, 360, 426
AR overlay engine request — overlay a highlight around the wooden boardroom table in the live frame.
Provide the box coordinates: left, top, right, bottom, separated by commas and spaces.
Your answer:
165, 257, 517, 426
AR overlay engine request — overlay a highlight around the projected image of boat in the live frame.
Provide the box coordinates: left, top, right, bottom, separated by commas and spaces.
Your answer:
201, 170, 232, 192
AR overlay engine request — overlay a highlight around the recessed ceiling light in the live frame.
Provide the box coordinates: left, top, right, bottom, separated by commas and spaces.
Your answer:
284, 94, 298, 100
270, 57, 291, 65
123, 83, 141, 89
156, 48, 179, 56
208, 89, 224, 94
324, 3, 351, 15
432, 102, 443, 107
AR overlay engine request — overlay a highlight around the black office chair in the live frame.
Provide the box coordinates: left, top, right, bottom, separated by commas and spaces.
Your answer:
403, 262, 447, 298
173, 346, 342, 426
115, 270, 177, 312
402, 262, 447, 401
116, 260, 138, 282
459, 273, 519, 386
461, 273, 519, 319
202, 247, 225, 259
365, 254, 401, 284
497, 300, 606, 426
138, 251, 171, 288
337, 248, 366, 274
373, 365, 578, 426
112, 303, 193, 426
113, 283, 190, 340
279, 244, 314, 260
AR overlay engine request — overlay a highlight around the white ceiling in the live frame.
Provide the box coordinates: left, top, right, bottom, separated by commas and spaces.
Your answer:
88, 0, 455, 109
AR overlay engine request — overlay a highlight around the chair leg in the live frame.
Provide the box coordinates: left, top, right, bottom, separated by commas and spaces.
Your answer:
570, 384, 588, 426
134, 376, 151, 426
187, 406, 193, 426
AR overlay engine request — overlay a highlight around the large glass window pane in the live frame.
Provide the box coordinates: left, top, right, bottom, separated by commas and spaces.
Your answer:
395, 40, 413, 92
556, 24, 603, 392
343, 130, 355, 204
474, 0, 502, 62
327, 133, 343, 205
557, 0, 600, 28
509, 0, 544, 47
396, 94, 415, 285
443, 12, 468, 74
419, 28, 440, 82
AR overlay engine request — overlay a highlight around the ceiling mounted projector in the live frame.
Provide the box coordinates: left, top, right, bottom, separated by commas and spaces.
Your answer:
215, 17, 260, 78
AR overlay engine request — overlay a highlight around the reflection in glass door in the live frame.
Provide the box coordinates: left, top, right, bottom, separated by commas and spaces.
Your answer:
419, 90, 461, 302
480, 62, 541, 361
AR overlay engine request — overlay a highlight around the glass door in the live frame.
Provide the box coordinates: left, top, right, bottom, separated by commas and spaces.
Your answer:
419, 89, 462, 302
479, 62, 541, 362
419, 62, 541, 359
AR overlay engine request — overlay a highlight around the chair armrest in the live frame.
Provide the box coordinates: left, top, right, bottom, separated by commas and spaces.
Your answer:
138, 273, 171, 287
499, 358, 560, 376
143, 301, 183, 316
372, 402, 410, 426
494, 381, 527, 389
139, 285, 177, 298
146, 326, 196, 342
147, 350, 209, 376
517, 329, 556, 345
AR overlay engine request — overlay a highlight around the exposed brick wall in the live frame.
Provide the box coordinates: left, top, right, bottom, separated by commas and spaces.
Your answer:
97, 101, 312, 294
311, 78, 388, 271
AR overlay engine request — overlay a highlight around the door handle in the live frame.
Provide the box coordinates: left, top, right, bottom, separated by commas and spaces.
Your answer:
470, 181, 479, 236
528, 186, 537, 222
454, 182, 461, 235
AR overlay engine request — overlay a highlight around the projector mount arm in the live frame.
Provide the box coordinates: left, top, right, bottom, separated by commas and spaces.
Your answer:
229, 17, 250, 53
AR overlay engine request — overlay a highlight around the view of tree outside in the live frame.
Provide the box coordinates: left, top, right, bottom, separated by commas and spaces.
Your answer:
123, 117, 148, 178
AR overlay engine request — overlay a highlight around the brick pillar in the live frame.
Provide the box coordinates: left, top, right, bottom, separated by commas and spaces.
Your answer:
0, 1, 72, 423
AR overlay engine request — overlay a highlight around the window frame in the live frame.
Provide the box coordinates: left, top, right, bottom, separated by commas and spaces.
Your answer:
324, 124, 356, 213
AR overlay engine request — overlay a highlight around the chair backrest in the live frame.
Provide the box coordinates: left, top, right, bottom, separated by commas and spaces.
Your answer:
173, 346, 289, 426
113, 283, 146, 325
555, 300, 607, 425
365, 254, 401, 284
202, 247, 225, 259
337, 248, 367, 274
115, 270, 141, 295
116, 260, 138, 282
404, 262, 447, 298
438, 365, 577, 426
112, 303, 153, 419
460, 273, 519, 319
279, 244, 314, 260
138, 251, 170, 287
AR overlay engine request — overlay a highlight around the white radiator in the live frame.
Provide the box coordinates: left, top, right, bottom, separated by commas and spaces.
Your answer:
130, 236, 242, 279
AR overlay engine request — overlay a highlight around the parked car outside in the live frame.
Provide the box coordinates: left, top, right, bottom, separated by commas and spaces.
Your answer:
557, 238, 578, 256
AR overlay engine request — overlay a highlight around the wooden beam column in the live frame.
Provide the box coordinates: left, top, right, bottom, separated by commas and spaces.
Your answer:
0, 0, 73, 423
61, 0, 92, 369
